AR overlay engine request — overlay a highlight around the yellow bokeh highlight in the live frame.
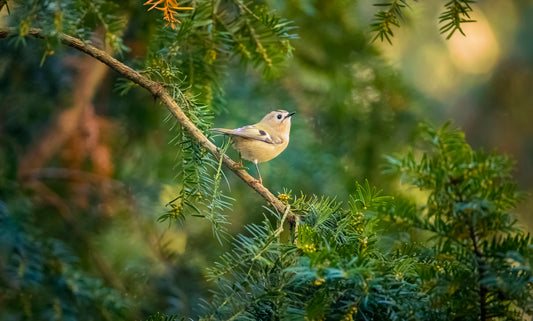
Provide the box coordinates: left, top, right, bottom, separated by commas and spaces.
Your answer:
160, 231, 188, 255
446, 9, 500, 74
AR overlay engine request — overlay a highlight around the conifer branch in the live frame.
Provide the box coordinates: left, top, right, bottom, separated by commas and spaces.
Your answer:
236, 1, 272, 68
468, 223, 488, 321
0, 27, 290, 216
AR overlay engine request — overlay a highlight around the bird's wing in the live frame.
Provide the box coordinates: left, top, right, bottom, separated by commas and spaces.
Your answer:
211, 125, 279, 144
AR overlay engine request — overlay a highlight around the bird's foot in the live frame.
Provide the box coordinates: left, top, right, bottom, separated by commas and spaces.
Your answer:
233, 160, 245, 170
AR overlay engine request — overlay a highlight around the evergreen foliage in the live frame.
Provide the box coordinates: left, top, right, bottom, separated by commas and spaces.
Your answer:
0, 201, 129, 320
145, 312, 181, 321
1, 1, 531, 321
10, 0, 128, 52
371, 0, 477, 43
371, 0, 409, 44
191, 123, 532, 320
199, 182, 426, 320
383, 122, 532, 320
439, 0, 476, 39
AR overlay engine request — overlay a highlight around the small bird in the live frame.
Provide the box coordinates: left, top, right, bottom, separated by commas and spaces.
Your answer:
211, 110, 295, 185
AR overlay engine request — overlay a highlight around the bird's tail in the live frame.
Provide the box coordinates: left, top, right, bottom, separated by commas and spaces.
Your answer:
210, 128, 233, 134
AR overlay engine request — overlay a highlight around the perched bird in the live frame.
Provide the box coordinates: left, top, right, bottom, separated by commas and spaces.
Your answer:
211, 110, 295, 185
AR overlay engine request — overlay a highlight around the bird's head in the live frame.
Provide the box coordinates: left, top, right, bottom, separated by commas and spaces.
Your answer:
259, 110, 295, 136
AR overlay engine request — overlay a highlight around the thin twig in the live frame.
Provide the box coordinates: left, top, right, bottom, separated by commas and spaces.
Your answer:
0, 27, 291, 216
469, 223, 488, 321
274, 204, 290, 238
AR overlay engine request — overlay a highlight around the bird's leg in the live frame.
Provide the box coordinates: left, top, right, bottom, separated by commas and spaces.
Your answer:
233, 153, 245, 170
254, 160, 263, 185
238, 153, 243, 168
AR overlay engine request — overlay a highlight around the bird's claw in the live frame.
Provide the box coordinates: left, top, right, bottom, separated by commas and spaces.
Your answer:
233, 160, 246, 170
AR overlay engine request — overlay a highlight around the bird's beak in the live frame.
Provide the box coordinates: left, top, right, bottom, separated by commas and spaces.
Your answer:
284, 112, 296, 119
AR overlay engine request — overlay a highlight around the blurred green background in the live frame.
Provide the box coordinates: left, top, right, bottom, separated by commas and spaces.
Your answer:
1, 0, 532, 319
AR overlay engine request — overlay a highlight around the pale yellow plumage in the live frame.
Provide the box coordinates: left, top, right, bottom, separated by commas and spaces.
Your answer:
212, 110, 295, 185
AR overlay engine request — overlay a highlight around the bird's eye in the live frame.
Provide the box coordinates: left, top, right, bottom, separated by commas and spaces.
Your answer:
277, 114, 282, 120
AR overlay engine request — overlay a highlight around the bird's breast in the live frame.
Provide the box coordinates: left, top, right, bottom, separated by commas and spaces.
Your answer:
232, 137, 288, 163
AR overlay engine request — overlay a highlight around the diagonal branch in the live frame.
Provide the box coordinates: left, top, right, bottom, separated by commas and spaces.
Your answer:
0, 27, 290, 216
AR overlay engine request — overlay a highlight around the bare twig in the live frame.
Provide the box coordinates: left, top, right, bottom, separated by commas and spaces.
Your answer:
0, 27, 290, 216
